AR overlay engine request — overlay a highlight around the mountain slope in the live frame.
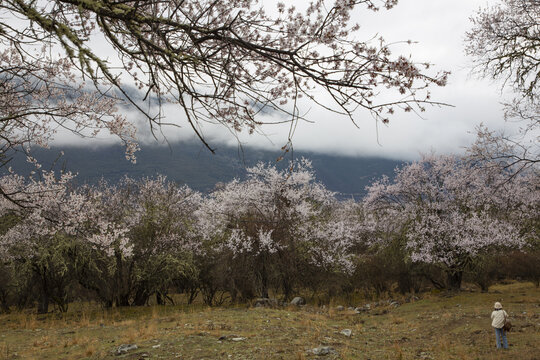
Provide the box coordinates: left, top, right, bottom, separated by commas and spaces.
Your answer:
4, 142, 403, 198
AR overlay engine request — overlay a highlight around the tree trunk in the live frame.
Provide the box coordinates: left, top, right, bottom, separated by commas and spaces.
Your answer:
260, 264, 269, 299
156, 291, 164, 306
53, 295, 69, 313
114, 252, 131, 307
258, 256, 269, 299
281, 275, 292, 302
37, 292, 49, 314
115, 294, 131, 307
35, 265, 50, 314
187, 288, 199, 305
132, 287, 149, 306
0, 290, 10, 313
446, 271, 462, 291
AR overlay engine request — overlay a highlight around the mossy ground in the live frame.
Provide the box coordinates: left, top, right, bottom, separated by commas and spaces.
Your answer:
0, 282, 538, 359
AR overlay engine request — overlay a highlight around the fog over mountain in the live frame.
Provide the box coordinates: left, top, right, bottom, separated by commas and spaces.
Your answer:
48, 0, 520, 162
5, 142, 403, 198
3, 0, 518, 196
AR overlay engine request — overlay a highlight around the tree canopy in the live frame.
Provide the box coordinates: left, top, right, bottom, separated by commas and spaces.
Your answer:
466, 0, 539, 172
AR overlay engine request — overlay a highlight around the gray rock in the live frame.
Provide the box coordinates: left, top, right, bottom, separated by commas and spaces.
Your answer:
355, 303, 370, 312
290, 297, 305, 306
231, 337, 246, 342
218, 334, 242, 341
116, 344, 138, 355
310, 346, 336, 356
340, 329, 352, 337
336, 305, 344, 311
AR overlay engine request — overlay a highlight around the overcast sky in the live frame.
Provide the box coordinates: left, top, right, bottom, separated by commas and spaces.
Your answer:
54, 0, 515, 161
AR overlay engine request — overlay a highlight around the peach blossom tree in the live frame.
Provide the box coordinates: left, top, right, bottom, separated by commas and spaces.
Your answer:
364, 154, 535, 290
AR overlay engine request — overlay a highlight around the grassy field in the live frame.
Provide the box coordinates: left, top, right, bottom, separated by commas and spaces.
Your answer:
0, 282, 538, 359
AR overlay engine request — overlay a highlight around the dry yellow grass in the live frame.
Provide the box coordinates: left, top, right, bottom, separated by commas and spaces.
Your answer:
0, 282, 537, 359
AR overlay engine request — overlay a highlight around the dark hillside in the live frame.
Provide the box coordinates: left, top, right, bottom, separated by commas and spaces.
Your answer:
3, 142, 403, 197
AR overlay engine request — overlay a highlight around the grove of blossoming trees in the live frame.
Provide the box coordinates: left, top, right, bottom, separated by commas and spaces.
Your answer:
0, 0, 538, 314
0, 155, 537, 312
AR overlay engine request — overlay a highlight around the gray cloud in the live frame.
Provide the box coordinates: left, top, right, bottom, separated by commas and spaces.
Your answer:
51, 0, 520, 161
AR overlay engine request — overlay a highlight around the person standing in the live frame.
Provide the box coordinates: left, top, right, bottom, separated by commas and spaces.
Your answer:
491, 302, 509, 349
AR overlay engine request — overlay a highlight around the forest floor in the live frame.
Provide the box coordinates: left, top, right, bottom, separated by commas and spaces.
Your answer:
0, 282, 538, 360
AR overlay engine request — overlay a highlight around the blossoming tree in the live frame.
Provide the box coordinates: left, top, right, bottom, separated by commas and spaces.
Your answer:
197, 159, 360, 299
466, 0, 539, 172
0, 170, 131, 312
0, 45, 139, 204
364, 154, 533, 290
77, 176, 202, 307
0, 46, 139, 160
